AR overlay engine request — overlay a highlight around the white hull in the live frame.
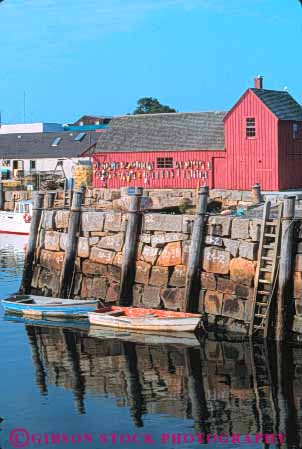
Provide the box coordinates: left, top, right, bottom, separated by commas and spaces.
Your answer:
88, 312, 200, 332
0, 211, 31, 235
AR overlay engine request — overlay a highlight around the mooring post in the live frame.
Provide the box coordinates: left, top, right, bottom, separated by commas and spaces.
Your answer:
275, 196, 295, 341
20, 191, 45, 294
119, 187, 143, 305
184, 186, 209, 312
0, 182, 3, 210
46, 191, 56, 210
251, 183, 262, 204
59, 190, 83, 298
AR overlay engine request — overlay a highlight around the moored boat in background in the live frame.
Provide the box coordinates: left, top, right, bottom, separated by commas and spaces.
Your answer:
0, 200, 32, 235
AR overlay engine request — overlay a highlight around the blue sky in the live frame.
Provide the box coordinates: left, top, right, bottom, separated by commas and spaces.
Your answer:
0, 0, 301, 123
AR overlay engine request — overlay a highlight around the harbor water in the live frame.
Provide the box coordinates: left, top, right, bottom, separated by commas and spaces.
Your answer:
0, 235, 301, 449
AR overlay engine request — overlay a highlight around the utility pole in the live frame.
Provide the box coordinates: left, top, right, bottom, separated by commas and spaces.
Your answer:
23, 91, 26, 123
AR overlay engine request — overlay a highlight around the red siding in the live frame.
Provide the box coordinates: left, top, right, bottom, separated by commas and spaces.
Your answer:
278, 121, 302, 189
93, 150, 226, 189
92, 89, 302, 192
224, 89, 279, 191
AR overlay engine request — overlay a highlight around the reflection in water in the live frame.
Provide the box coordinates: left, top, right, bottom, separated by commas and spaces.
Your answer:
0, 235, 300, 448
23, 324, 302, 448
0, 234, 27, 293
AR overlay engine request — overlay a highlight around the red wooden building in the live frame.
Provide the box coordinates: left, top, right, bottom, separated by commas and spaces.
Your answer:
92, 77, 302, 191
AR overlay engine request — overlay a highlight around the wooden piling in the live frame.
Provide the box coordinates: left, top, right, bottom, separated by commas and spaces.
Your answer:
20, 191, 45, 294
275, 196, 295, 341
122, 342, 144, 427
25, 326, 48, 395
0, 182, 3, 210
251, 183, 262, 204
0, 182, 4, 210
59, 191, 83, 298
119, 188, 143, 305
184, 186, 209, 312
184, 347, 210, 434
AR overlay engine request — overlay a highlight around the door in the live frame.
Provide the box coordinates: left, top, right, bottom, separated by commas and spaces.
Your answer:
212, 157, 227, 188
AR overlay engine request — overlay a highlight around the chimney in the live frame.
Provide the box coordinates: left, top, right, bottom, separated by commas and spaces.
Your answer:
254, 75, 263, 89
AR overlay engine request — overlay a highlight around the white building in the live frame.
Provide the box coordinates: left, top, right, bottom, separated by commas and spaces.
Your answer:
0, 131, 98, 182
0, 123, 64, 135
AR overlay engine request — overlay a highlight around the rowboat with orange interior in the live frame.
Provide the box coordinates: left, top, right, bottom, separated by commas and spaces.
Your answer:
88, 306, 202, 333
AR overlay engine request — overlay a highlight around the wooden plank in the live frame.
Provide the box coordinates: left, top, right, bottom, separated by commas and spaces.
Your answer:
20, 192, 45, 294
185, 186, 209, 312
276, 197, 295, 340
59, 191, 83, 298
119, 188, 143, 305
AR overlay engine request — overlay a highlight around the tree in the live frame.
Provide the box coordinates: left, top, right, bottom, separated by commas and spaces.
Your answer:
133, 97, 176, 114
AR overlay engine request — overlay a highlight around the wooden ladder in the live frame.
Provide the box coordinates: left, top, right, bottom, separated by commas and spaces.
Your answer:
249, 201, 283, 337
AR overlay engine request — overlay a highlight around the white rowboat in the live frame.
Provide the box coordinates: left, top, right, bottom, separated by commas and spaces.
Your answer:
88, 306, 201, 333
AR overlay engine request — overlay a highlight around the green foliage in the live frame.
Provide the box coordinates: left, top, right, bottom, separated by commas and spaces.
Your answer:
133, 97, 176, 115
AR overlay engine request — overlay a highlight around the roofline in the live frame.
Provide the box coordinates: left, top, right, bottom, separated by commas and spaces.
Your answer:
112, 111, 226, 119
0, 131, 99, 159
223, 88, 278, 122
94, 148, 226, 154
0, 130, 98, 138
249, 88, 282, 120
223, 89, 250, 122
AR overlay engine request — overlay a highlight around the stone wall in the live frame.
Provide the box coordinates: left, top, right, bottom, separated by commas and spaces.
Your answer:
130, 214, 260, 333
30, 207, 263, 334
6, 186, 302, 214
86, 188, 257, 211
0, 187, 258, 213
32, 210, 126, 303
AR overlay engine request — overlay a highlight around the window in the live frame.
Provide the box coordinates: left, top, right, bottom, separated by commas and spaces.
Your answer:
3, 160, 10, 167
293, 123, 298, 139
30, 160, 36, 172
246, 117, 256, 138
156, 157, 173, 168
74, 132, 86, 142
13, 160, 24, 170
51, 137, 62, 147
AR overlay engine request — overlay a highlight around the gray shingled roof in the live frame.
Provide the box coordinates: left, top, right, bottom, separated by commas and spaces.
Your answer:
95, 112, 226, 153
0, 131, 98, 159
251, 88, 302, 120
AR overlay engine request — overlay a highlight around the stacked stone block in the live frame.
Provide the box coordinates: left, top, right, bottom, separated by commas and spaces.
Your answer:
31, 209, 127, 303
201, 216, 260, 329
31, 209, 70, 296
0, 187, 258, 213
132, 213, 194, 311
